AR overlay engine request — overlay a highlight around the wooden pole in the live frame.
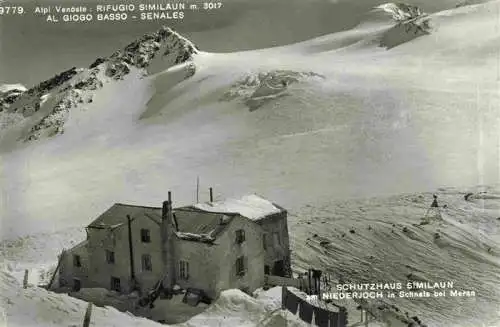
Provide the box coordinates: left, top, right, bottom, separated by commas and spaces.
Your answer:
281, 286, 287, 310
317, 270, 321, 298
329, 312, 336, 327
23, 269, 29, 289
82, 302, 92, 327
127, 215, 136, 283
308, 269, 312, 295
197, 178, 200, 203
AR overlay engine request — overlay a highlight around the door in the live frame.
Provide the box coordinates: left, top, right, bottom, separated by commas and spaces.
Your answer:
110, 276, 121, 292
272, 260, 285, 277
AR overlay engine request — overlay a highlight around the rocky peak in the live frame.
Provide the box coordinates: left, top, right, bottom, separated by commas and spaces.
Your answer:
92, 26, 198, 79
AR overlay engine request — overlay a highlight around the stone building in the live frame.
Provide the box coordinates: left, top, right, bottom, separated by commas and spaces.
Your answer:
58, 192, 291, 299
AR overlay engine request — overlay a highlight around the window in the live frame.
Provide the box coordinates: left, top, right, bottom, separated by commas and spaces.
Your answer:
140, 229, 151, 243
73, 278, 81, 292
264, 265, 270, 275
142, 254, 152, 271
179, 260, 189, 280
73, 255, 81, 267
235, 229, 245, 244
236, 256, 246, 276
106, 250, 115, 264
263, 234, 267, 250
110, 277, 121, 292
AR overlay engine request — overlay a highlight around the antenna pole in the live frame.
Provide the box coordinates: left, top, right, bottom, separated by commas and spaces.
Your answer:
196, 176, 199, 203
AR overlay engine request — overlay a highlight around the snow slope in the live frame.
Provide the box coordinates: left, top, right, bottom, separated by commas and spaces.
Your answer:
1, 1, 499, 327
291, 187, 500, 327
0, 269, 308, 327
0, 270, 164, 327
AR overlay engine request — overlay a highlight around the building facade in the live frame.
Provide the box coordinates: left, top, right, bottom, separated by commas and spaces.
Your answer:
58, 194, 291, 299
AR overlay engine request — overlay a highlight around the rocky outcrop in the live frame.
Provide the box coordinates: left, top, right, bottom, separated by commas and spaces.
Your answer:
22, 68, 101, 140
74, 71, 103, 91
0, 86, 26, 112
375, 3, 431, 49
27, 67, 79, 97
221, 70, 325, 111
374, 3, 425, 22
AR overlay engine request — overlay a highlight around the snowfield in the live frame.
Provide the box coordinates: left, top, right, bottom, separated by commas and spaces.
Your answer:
1, 1, 500, 327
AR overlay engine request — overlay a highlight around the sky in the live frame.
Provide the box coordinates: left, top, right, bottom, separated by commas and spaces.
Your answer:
0, 0, 465, 87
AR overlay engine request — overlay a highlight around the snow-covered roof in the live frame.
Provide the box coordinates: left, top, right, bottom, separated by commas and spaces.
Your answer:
87, 203, 162, 228
193, 194, 283, 220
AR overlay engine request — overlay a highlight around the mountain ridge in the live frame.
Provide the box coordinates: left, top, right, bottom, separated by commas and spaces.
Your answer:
0, 26, 198, 143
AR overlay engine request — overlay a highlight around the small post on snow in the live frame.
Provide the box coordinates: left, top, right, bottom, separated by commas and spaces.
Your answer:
431, 194, 439, 208
23, 269, 29, 289
82, 302, 92, 327
281, 286, 287, 310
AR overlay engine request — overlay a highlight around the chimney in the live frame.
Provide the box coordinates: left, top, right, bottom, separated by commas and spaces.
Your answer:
209, 187, 213, 202
162, 200, 169, 221
161, 192, 175, 289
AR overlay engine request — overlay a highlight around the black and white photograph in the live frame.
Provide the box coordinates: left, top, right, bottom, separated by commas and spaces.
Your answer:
0, 0, 499, 326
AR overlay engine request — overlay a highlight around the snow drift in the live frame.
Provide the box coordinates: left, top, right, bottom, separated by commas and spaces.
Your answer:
0, 270, 163, 327
0, 269, 308, 327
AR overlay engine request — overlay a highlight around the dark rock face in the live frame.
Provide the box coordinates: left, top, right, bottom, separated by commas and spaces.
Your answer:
74, 73, 103, 91
28, 67, 79, 96
2, 90, 24, 104
89, 57, 106, 69
105, 62, 131, 80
